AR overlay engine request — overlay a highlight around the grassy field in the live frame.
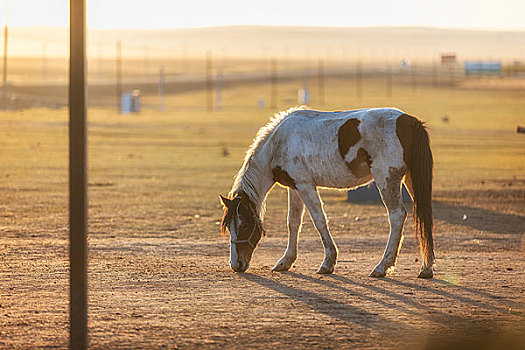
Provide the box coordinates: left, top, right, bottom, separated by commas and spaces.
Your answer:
0, 77, 524, 348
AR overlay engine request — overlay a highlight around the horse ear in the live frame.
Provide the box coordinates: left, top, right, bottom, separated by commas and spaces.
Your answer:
219, 194, 232, 208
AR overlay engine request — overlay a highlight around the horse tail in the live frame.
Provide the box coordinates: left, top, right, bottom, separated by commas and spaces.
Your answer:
397, 114, 434, 266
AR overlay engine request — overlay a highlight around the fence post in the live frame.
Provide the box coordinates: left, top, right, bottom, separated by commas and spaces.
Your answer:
215, 69, 223, 111
270, 58, 277, 109
411, 62, 417, 93
182, 46, 188, 74
116, 40, 122, 113
206, 50, 213, 112
432, 61, 438, 87
143, 44, 149, 77
97, 42, 102, 81
356, 60, 362, 101
318, 59, 325, 105
42, 41, 47, 83
158, 66, 165, 112
69, 0, 88, 348
221, 47, 228, 74
2, 22, 8, 108
386, 62, 392, 98
449, 63, 454, 86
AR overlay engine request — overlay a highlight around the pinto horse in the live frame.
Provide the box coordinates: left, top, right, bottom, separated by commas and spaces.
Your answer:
220, 107, 434, 278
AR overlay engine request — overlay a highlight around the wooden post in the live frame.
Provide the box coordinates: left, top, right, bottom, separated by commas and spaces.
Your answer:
116, 40, 122, 113
215, 69, 223, 111
449, 63, 454, 86
97, 42, 102, 81
317, 59, 325, 105
221, 47, 227, 73
158, 66, 165, 112
69, 0, 88, 348
206, 50, 213, 112
302, 69, 309, 91
2, 22, 7, 107
356, 60, 362, 101
182, 46, 188, 74
432, 61, 438, 87
143, 44, 149, 77
42, 41, 47, 83
386, 62, 392, 98
270, 58, 277, 109
411, 62, 417, 93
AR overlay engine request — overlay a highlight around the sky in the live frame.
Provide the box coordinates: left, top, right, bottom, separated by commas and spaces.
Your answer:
2, 0, 525, 30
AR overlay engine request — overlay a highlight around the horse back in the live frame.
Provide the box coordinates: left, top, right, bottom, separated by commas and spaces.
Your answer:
268, 108, 406, 189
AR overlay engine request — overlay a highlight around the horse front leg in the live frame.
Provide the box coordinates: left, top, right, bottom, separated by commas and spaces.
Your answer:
272, 189, 305, 272
295, 183, 338, 274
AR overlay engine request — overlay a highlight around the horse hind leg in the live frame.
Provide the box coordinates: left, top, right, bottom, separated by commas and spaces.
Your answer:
369, 167, 407, 278
272, 189, 305, 272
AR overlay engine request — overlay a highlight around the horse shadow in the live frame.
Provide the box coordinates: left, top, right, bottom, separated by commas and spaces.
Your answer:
433, 200, 525, 235
240, 271, 523, 344
292, 273, 511, 325
381, 277, 524, 311
330, 274, 522, 314
239, 272, 415, 333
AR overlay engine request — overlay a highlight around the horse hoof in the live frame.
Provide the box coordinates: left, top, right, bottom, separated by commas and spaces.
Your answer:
417, 268, 434, 279
316, 266, 334, 274
272, 263, 291, 272
369, 268, 386, 278
272, 256, 295, 272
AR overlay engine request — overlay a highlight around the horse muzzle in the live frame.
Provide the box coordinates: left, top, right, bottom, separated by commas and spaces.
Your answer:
230, 259, 249, 273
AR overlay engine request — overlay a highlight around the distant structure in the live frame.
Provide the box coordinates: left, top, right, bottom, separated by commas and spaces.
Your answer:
120, 89, 141, 114
464, 61, 501, 76
508, 61, 525, 74
441, 53, 457, 65
297, 88, 309, 104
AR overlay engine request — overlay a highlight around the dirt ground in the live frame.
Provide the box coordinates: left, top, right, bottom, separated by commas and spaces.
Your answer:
1, 80, 524, 348
1, 193, 524, 349
1, 174, 524, 349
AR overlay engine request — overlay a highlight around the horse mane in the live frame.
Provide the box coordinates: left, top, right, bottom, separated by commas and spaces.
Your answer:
229, 106, 307, 216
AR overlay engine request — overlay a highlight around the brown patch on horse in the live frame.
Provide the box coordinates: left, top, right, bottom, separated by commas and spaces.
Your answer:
338, 118, 361, 159
220, 194, 259, 238
220, 196, 238, 236
396, 114, 417, 164
272, 166, 296, 189
347, 148, 372, 178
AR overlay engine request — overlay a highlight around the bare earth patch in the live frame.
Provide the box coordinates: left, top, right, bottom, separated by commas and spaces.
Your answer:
1, 185, 524, 349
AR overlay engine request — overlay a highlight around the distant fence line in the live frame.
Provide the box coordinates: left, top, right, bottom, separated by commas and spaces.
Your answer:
4, 33, 525, 83
2, 37, 525, 110
2, 56, 524, 111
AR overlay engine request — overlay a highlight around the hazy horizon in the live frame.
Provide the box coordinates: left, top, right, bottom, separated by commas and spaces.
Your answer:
3, 0, 525, 30
7, 24, 525, 32
5, 25, 525, 61
8, 23, 525, 33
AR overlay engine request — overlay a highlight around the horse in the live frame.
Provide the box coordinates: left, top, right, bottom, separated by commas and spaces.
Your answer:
220, 106, 435, 278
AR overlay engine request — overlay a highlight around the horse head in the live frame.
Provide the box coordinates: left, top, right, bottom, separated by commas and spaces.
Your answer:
220, 193, 265, 272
